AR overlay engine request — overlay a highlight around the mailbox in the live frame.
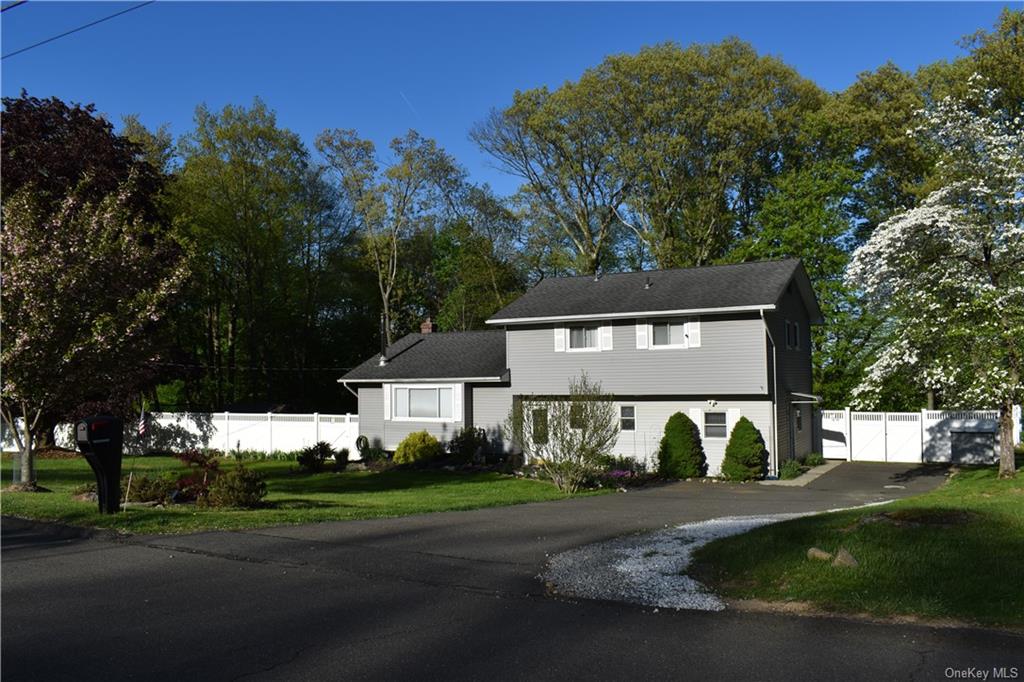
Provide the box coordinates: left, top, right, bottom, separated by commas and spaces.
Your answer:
76, 416, 124, 514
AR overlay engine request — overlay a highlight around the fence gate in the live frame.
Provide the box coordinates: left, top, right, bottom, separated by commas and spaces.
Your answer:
850, 412, 886, 462
885, 412, 922, 463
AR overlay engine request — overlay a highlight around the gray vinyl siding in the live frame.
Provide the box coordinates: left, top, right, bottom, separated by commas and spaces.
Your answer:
766, 283, 814, 462
505, 314, 769, 396
357, 386, 385, 450
610, 399, 774, 476
356, 384, 462, 451
470, 384, 512, 449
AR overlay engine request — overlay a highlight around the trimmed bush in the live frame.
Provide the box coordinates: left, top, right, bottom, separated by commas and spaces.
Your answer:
205, 464, 267, 508
298, 441, 335, 473
657, 412, 707, 478
124, 473, 177, 503
804, 451, 825, 467
720, 417, 768, 481
779, 459, 804, 480
394, 431, 443, 465
447, 426, 488, 462
334, 447, 350, 472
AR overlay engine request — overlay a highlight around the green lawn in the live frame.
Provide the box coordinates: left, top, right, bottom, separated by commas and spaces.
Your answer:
690, 466, 1024, 627
0, 455, 588, 534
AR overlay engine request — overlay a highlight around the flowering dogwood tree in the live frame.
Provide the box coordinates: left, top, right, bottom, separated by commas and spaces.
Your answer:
846, 76, 1023, 478
1, 175, 188, 487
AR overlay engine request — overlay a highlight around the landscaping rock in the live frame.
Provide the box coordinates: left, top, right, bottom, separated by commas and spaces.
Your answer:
807, 547, 833, 562
832, 548, 859, 568
72, 492, 98, 502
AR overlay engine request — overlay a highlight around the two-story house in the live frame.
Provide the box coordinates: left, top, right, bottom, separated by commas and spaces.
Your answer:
339, 259, 822, 476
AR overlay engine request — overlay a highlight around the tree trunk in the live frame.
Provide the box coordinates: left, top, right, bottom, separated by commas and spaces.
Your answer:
998, 398, 1016, 479
926, 389, 935, 410
20, 413, 34, 485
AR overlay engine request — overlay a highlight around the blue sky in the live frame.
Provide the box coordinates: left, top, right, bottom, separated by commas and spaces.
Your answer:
1, 2, 1011, 195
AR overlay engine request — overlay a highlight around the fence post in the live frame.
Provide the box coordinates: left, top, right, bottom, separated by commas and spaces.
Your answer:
882, 411, 889, 462
314, 412, 320, 444
268, 412, 273, 455
921, 408, 928, 460
224, 411, 230, 452
844, 407, 852, 461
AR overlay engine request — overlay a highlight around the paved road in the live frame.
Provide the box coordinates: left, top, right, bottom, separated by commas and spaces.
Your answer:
3, 463, 1021, 680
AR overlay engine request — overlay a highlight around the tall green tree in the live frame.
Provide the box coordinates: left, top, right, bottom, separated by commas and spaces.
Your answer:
471, 84, 627, 275
602, 40, 824, 268
172, 99, 352, 409
317, 129, 465, 345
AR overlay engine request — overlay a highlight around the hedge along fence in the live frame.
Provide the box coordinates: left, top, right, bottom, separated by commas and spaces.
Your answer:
1, 412, 359, 457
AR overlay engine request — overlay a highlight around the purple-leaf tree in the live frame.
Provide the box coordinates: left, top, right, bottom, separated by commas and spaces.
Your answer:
1, 174, 188, 487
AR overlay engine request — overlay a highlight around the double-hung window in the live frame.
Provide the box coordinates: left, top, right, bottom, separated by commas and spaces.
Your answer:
704, 412, 727, 438
568, 325, 599, 350
620, 406, 635, 431
393, 386, 453, 420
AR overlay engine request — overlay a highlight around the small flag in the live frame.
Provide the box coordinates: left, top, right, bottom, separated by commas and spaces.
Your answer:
137, 409, 147, 438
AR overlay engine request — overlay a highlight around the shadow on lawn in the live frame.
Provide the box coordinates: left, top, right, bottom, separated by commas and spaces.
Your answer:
267, 470, 512, 496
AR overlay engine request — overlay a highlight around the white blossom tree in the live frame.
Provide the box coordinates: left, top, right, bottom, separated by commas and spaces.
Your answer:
846, 76, 1023, 478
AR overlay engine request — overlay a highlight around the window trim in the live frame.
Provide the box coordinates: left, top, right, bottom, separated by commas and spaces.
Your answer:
620, 405, 636, 432
566, 324, 601, 353
389, 383, 458, 423
703, 411, 728, 439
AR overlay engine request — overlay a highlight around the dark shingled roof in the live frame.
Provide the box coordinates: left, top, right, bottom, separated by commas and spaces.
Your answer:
488, 259, 810, 322
340, 330, 507, 382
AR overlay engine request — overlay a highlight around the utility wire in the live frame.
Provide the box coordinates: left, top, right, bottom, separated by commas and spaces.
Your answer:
1, 2, 29, 14
2, 1, 154, 60
146, 361, 354, 373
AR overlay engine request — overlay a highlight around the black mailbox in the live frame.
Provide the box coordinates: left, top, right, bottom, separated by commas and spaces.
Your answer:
76, 416, 124, 514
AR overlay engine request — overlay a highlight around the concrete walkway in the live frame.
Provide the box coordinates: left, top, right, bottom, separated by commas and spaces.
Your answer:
4, 463, 1019, 681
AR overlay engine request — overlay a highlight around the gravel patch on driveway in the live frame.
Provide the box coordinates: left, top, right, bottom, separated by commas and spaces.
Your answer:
543, 504, 887, 611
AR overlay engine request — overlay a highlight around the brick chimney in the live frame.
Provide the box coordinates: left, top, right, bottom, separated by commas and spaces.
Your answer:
420, 317, 437, 334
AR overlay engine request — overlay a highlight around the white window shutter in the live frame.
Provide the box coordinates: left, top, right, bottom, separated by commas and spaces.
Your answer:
600, 325, 613, 351
635, 321, 648, 349
554, 325, 566, 352
453, 384, 463, 421
726, 408, 741, 438
688, 408, 704, 438
383, 385, 392, 420
686, 318, 701, 348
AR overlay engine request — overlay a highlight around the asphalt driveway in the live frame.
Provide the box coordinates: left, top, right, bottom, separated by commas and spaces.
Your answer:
3, 463, 1020, 680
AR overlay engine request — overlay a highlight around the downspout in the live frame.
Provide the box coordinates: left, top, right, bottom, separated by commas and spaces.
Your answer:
761, 309, 780, 477
340, 380, 358, 399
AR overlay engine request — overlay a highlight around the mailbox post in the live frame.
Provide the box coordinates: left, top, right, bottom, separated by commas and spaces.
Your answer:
76, 416, 124, 514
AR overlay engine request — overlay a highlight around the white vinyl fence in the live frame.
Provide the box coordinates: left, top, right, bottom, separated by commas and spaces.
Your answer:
2, 412, 359, 457
818, 407, 1021, 464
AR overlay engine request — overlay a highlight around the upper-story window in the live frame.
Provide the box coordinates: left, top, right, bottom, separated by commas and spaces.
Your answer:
641, 318, 699, 349
652, 321, 686, 347
568, 325, 599, 350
